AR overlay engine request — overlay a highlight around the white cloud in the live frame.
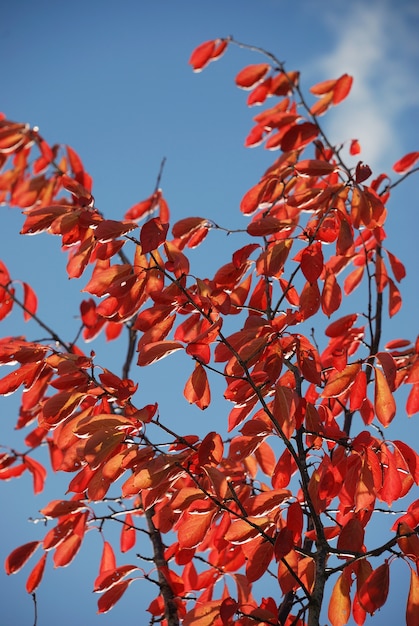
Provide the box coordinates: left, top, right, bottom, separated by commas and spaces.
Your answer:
308, 0, 419, 173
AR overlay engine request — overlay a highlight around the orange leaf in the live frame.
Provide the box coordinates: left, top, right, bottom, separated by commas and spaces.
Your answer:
235, 64, 270, 89
328, 573, 351, 626
322, 363, 360, 398
225, 517, 270, 544
5, 541, 40, 575
178, 510, 216, 549
97, 579, 133, 614
184, 363, 211, 410
374, 367, 396, 426
393, 151, 419, 174
26, 553, 47, 593
407, 569, 419, 626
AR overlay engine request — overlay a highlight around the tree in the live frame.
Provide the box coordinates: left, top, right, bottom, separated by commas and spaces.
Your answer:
1, 36, 419, 626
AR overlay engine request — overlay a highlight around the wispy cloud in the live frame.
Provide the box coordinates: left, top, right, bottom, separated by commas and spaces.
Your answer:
309, 0, 419, 173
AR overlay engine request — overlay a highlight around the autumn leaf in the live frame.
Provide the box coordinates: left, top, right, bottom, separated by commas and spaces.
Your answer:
5, 541, 40, 575
374, 367, 396, 426
393, 151, 419, 174
328, 573, 351, 626
26, 554, 47, 593
184, 362, 211, 409
358, 562, 389, 614
97, 579, 134, 614
235, 64, 270, 89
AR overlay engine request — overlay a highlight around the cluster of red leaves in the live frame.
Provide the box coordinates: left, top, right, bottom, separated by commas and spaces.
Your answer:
1, 39, 419, 626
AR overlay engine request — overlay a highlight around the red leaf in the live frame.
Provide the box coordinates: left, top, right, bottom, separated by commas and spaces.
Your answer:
295, 159, 336, 176
99, 541, 116, 576
322, 363, 361, 398
178, 510, 216, 549
246, 540, 274, 582
97, 579, 133, 614
332, 74, 353, 104
280, 122, 319, 151
184, 363, 211, 410
94, 219, 137, 242
172, 217, 207, 239
299, 280, 320, 320
5, 541, 40, 575
393, 151, 419, 174
220, 597, 239, 624
24, 456, 46, 494
322, 272, 342, 317
325, 314, 358, 337
235, 64, 270, 89
26, 553, 47, 593
40, 500, 87, 518
94, 564, 138, 592
407, 384, 419, 417
189, 39, 227, 72
358, 562, 389, 614
120, 513, 136, 553
344, 266, 364, 295
386, 250, 406, 282
198, 431, 224, 466
53, 534, 82, 568
407, 569, 419, 626
137, 340, 183, 366
140, 218, 169, 254
350, 139, 361, 155
355, 161, 372, 184
22, 282, 37, 321
300, 243, 323, 283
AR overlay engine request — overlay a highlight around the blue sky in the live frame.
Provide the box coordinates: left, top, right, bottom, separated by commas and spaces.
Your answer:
0, 1, 418, 624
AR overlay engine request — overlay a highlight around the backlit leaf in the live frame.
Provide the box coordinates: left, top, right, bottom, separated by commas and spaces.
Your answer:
97, 579, 133, 614
358, 562, 389, 614
137, 340, 183, 366
322, 363, 360, 398
374, 367, 396, 426
393, 151, 419, 174
328, 573, 351, 626
5, 541, 40, 575
22, 282, 37, 321
184, 363, 211, 410
140, 218, 169, 254
235, 64, 270, 89
406, 569, 419, 626
26, 553, 47, 593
